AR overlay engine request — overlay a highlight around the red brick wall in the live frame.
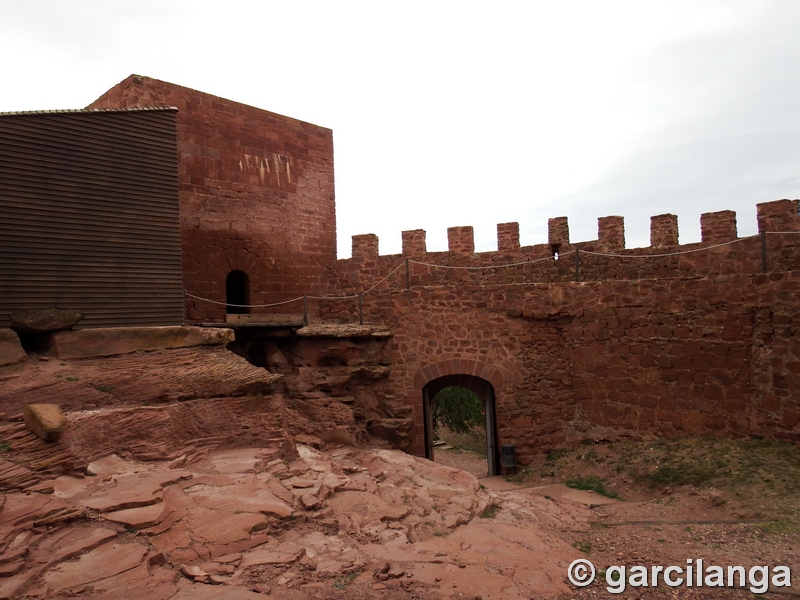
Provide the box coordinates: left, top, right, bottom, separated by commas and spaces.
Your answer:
88, 75, 336, 322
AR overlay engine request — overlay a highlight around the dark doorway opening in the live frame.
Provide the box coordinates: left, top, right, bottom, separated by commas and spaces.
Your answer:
226, 270, 249, 314
422, 374, 500, 476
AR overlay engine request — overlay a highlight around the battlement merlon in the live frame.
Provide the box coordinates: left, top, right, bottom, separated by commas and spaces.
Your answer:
701, 211, 737, 243
650, 214, 679, 248
758, 199, 800, 233
447, 226, 474, 255
497, 222, 520, 252
348, 199, 800, 258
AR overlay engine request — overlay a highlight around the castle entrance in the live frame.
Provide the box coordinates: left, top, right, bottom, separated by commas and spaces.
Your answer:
422, 374, 500, 476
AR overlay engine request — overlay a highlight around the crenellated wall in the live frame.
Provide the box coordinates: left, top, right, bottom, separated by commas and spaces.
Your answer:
331, 200, 800, 295
321, 199, 800, 461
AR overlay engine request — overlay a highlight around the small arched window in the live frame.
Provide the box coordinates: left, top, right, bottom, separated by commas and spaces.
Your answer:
226, 270, 249, 314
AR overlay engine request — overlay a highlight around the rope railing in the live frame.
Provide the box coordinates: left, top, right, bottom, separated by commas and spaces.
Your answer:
578, 235, 755, 259
184, 291, 305, 308
408, 254, 558, 270
185, 230, 800, 322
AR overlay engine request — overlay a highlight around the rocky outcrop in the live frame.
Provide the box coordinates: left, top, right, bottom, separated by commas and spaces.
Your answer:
0, 344, 281, 416
230, 329, 415, 450
22, 404, 66, 442
64, 395, 296, 468
0, 446, 581, 599
47, 326, 234, 359
10, 308, 84, 334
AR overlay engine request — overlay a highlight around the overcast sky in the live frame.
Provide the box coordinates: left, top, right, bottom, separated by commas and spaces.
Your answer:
2, 1, 798, 257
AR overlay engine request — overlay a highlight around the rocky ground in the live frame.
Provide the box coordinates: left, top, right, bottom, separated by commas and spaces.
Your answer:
2, 344, 798, 599
0, 443, 589, 599
429, 441, 800, 600
4, 440, 797, 600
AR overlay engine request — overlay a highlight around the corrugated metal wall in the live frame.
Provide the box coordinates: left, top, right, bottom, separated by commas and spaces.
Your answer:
0, 108, 184, 328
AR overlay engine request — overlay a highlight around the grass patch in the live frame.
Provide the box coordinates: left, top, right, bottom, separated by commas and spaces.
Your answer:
546, 448, 570, 463
565, 475, 621, 499
479, 502, 501, 518
497, 436, 800, 525
638, 460, 718, 487
505, 466, 532, 484
572, 540, 592, 554
94, 384, 115, 393
754, 518, 800, 535
0, 442, 10, 453
333, 572, 359, 589
64, 376, 79, 382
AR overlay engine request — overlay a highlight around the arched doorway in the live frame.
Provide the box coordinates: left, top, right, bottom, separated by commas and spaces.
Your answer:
226, 270, 249, 314
422, 374, 500, 476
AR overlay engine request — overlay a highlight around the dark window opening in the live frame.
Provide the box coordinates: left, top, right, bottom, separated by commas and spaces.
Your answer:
226, 270, 249, 314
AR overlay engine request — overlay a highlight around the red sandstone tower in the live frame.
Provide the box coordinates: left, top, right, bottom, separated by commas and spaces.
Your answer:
89, 75, 336, 323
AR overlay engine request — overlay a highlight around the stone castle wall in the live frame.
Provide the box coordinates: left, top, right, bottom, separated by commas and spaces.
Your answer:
322, 199, 800, 461
331, 200, 800, 294
88, 75, 336, 323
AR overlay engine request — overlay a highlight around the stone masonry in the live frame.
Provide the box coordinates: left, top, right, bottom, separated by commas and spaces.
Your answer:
88, 75, 336, 323
325, 199, 800, 462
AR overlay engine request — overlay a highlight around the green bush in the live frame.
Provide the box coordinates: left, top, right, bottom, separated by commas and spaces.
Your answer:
432, 386, 484, 435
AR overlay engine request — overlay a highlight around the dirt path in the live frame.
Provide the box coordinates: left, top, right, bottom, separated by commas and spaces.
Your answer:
431, 447, 489, 479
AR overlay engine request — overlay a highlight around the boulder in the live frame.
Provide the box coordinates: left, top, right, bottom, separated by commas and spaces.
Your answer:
23, 404, 67, 442
10, 308, 84, 334
0, 330, 26, 366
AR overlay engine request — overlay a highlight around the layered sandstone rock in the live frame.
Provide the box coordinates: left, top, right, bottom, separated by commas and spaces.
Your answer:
47, 326, 235, 359
0, 446, 583, 599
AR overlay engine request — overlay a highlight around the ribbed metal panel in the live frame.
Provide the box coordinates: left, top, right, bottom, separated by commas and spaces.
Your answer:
0, 109, 184, 328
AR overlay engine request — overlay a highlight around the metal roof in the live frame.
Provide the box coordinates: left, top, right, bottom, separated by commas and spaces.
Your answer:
0, 106, 178, 117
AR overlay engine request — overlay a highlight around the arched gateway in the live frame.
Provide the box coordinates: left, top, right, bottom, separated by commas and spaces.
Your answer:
416, 361, 503, 476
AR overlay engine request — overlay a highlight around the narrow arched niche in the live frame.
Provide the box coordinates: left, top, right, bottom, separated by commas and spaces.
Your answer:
226, 270, 249, 314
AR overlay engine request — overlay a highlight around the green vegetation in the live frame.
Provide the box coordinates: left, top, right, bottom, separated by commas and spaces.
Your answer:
572, 540, 592, 554
505, 466, 532, 484
510, 437, 800, 526
0, 442, 10, 453
94, 384, 115, 393
64, 376, 79, 382
479, 502, 501, 518
754, 518, 800, 535
565, 475, 621, 499
432, 386, 484, 435
332, 572, 359, 589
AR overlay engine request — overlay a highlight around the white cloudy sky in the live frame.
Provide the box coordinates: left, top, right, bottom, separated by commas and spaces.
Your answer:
2, 0, 798, 257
